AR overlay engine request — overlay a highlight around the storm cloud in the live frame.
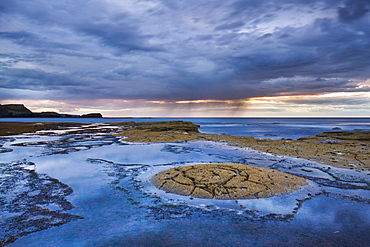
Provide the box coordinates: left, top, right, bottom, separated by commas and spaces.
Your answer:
0, 0, 370, 116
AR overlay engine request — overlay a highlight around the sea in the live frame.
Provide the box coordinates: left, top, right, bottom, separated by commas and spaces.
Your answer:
1, 118, 370, 246
1, 117, 370, 139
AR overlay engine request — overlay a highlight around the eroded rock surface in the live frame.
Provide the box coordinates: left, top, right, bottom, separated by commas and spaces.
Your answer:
0, 160, 82, 246
116, 121, 370, 171
117, 121, 200, 143
151, 163, 308, 199
212, 134, 370, 171
0, 122, 83, 136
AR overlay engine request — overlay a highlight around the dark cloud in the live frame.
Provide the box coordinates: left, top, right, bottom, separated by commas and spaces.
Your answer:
338, 0, 370, 23
0, 68, 81, 90
0, 0, 161, 54
0, 31, 34, 40
196, 35, 213, 41
259, 33, 272, 39
0, 0, 370, 113
0, 31, 82, 53
75, 17, 165, 54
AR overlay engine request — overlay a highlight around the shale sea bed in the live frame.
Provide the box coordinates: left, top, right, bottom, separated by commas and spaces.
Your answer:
1, 120, 370, 246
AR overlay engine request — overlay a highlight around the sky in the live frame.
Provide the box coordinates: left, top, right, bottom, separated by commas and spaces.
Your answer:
1, 0, 370, 117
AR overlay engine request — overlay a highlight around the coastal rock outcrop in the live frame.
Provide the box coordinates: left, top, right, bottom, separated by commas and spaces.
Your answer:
0, 104, 33, 117
117, 121, 200, 142
31, 112, 62, 118
151, 163, 308, 199
0, 104, 103, 118
80, 113, 103, 118
117, 121, 370, 170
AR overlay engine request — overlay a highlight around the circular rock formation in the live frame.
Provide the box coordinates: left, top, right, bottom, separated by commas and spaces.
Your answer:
151, 163, 308, 199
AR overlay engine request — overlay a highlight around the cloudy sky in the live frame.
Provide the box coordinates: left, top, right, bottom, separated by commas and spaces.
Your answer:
1, 0, 370, 117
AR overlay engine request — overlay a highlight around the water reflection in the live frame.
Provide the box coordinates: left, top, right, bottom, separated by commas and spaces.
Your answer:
0, 160, 82, 246
0, 126, 369, 246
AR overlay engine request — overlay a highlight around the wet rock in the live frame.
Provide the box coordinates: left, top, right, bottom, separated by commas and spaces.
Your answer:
117, 121, 200, 143
116, 121, 370, 170
298, 175, 369, 190
8, 126, 121, 156
316, 131, 370, 141
0, 160, 82, 246
161, 144, 202, 154
0, 122, 83, 136
0, 147, 12, 153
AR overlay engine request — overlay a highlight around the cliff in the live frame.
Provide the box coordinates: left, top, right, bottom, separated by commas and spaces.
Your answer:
0, 104, 103, 118
0, 104, 33, 117
80, 113, 103, 118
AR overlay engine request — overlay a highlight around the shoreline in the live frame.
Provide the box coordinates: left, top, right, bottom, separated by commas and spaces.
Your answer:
1, 120, 369, 171
115, 121, 370, 171
1, 120, 369, 246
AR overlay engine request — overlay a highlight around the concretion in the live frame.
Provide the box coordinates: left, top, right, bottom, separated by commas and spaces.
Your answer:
151, 163, 308, 199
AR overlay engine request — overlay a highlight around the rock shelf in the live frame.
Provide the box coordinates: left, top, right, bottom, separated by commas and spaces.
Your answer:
151, 163, 308, 199
1, 121, 369, 170
117, 121, 370, 171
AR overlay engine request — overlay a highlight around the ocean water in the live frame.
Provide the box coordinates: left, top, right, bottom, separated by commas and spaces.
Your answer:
1, 118, 370, 246
1, 117, 370, 139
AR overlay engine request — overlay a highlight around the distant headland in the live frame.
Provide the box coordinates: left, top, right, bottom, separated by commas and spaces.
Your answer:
0, 104, 103, 118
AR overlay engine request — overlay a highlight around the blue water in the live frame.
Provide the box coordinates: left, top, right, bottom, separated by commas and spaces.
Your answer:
1, 117, 370, 139
1, 118, 370, 246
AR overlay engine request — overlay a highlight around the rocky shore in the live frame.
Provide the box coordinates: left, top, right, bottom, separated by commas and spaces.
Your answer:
0, 104, 102, 118
1, 120, 369, 171
1, 120, 369, 246
116, 121, 370, 171
0, 122, 84, 136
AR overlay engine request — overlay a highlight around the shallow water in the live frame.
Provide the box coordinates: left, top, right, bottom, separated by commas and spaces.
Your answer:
1, 122, 370, 246
2, 117, 370, 140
